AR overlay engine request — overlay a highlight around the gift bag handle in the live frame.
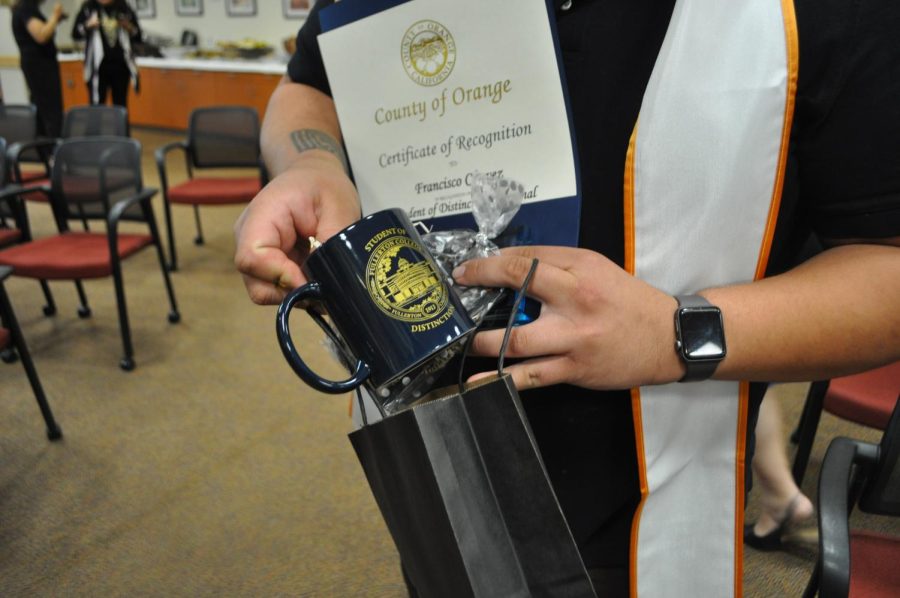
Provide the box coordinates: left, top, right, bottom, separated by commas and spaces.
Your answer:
498, 258, 540, 374
457, 258, 540, 393
276, 282, 371, 394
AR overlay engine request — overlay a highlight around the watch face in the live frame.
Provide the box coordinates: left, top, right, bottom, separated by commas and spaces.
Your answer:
679, 308, 726, 360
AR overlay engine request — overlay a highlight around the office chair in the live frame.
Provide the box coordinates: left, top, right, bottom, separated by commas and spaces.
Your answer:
0, 104, 50, 183
0, 137, 180, 371
792, 362, 900, 486
7, 105, 130, 204
155, 106, 264, 271
0, 136, 58, 322
802, 397, 900, 597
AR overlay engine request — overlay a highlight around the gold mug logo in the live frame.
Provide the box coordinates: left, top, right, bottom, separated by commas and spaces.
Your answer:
366, 232, 449, 323
401, 20, 456, 87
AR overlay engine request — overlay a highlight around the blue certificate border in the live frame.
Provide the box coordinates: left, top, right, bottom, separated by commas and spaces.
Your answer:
320, 0, 582, 248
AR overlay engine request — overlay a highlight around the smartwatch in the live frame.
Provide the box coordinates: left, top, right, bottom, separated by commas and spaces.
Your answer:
674, 294, 726, 382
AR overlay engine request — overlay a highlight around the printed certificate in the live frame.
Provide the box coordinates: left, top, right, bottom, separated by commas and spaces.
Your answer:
318, 0, 580, 246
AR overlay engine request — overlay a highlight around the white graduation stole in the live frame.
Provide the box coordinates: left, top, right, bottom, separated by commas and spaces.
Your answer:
624, 0, 798, 596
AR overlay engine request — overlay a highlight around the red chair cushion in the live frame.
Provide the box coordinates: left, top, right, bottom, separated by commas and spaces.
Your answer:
826, 361, 900, 430
0, 232, 153, 279
18, 177, 50, 202
167, 177, 260, 205
18, 170, 47, 183
0, 228, 22, 247
849, 530, 900, 597
0, 327, 9, 350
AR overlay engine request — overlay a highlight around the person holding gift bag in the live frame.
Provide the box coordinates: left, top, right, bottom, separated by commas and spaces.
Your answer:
71, 0, 141, 108
235, 0, 900, 595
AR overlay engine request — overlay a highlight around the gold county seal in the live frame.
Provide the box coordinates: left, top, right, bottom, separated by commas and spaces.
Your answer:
366, 232, 449, 324
401, 20, 456, 87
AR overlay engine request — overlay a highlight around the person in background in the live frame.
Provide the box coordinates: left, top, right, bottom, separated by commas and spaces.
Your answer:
71, 0, 141, 108
744, 386, 815, 550
10, 0, 65, 138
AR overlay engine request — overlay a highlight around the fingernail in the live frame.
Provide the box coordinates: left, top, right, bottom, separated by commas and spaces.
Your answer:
452, 265, 465, 279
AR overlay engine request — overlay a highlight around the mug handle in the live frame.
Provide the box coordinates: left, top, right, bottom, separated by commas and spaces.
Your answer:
276, 282, 371, 394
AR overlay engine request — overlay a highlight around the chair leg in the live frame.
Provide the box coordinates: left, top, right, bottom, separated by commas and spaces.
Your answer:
110, 263, 135, 371
0, 308, 17, 362
163, 196, 178, 272
150, 226, 181, 324
0, 286, 62, 440
40, 280, 57, 316
791, 380, 829, 486
193, 205, 204, 245
74, 280, 92, 318
801, 561, 820, 598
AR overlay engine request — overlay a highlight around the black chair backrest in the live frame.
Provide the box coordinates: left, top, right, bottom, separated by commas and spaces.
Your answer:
50, 137, 144, 226
859, 397, 900, 515
0, 104, 42, 163
0, 136, 6, 186
62, 106, 130, 138
0, 104, 37, 145
0, 136, 10, 220
0, 137, 26, 229
187, 106, 260, 169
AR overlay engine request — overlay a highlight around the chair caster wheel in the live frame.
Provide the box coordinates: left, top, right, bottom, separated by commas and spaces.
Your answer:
119, 358, 135, 371
194, 236, 204, 245
47, 426, 63, 441
1, 348, 19, 364
168, 311, 181, 324
77, 306, 92, 319
43, 305, 56, 316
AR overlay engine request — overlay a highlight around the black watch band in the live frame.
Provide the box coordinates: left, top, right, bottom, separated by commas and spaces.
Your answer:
674, 294, 726, 383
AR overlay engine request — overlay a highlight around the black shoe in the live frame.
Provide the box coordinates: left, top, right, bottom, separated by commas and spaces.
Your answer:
745, 493, 814, 551
744, 522, 785, 551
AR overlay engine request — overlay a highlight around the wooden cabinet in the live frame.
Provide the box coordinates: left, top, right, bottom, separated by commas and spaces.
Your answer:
60, 60, 281, 130
134, 68, 279, 129
60, 60, 89, 109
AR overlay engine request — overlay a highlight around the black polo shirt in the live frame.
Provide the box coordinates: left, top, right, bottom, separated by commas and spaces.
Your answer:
287, 0, 900, 570
12, 5, 58, 62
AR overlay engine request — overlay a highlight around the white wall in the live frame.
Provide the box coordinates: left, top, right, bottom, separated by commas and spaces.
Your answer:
3, 2, 309, 54
138, 0, 308, 53
2, 2, 310, 102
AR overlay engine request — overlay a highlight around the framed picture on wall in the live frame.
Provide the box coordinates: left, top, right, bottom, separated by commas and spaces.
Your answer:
129, 0, 156, 19
175, 0, 203, 17
283, 0, 312, 19
226, 0, 256, 17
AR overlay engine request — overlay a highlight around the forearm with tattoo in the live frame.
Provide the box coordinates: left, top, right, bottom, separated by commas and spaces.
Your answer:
290, 129, 349, 174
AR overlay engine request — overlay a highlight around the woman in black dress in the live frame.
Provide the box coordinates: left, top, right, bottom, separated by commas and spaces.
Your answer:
71, 0, 141, 108
10, 0, 65, 137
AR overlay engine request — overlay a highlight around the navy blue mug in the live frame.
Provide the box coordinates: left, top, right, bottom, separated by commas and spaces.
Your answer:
277, 209, 476, 400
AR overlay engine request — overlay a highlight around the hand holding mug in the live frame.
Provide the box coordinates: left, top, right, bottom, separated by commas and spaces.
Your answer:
234, 157, 361, 305
276, 209, 476, 399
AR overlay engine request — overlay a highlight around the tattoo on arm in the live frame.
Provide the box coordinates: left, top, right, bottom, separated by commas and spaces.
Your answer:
290, 129, 349, 173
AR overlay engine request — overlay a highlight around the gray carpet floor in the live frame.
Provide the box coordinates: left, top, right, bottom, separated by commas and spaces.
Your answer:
1, 128, 896, 596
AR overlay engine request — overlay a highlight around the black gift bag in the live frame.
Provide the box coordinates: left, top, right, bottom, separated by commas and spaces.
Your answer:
349, 373, 597, 598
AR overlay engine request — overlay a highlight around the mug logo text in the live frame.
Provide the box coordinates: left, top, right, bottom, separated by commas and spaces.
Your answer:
366, 231, 449, 326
